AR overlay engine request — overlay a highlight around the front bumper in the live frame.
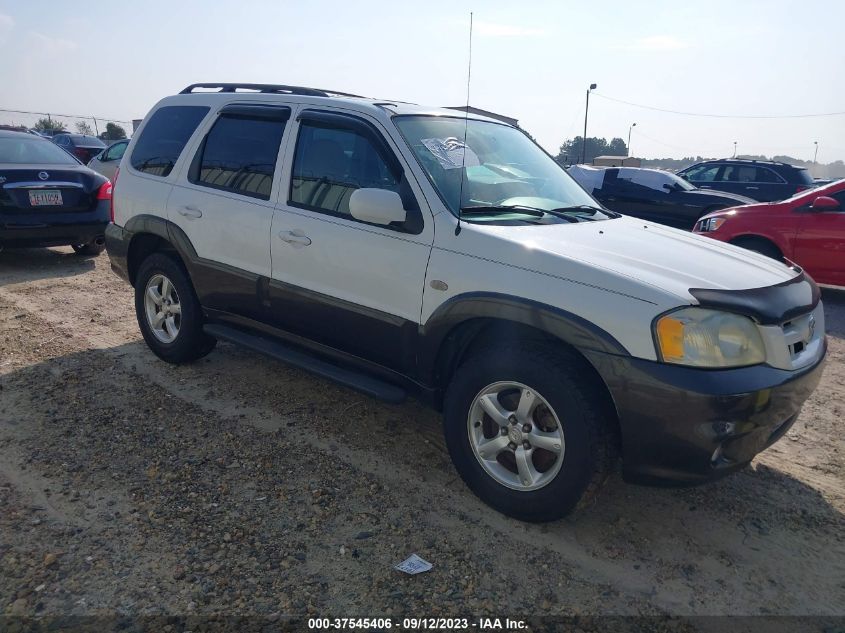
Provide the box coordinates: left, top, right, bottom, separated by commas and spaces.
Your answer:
585, 339, 827, 485
0, 201, 109, 248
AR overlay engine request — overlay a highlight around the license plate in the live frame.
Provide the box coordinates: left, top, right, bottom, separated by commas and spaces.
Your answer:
28, 190, 63, 206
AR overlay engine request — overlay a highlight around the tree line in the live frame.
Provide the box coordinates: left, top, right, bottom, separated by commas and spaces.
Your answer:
555, 135, 845, 179
21, 116, 128, 140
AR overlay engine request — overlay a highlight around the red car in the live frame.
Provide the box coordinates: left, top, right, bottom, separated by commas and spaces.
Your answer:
693, 179, 845, 287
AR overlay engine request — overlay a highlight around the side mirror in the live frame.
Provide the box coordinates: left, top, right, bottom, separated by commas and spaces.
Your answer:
349, 188, 406, 225
810, 196, 840, 211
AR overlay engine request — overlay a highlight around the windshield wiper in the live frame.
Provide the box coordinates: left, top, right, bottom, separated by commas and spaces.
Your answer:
546, 205, 619, 220
459, 205, 546, 218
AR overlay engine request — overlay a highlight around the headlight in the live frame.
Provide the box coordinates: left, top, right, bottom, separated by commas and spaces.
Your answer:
697, 216, 727, 232
654, 308, 766, 368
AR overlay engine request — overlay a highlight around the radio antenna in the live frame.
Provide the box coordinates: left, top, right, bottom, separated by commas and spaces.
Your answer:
455, 11, 473, 236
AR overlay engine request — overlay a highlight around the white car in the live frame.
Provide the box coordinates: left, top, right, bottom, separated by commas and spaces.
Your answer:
105, 83, 827, 521
87, 139, 129, 182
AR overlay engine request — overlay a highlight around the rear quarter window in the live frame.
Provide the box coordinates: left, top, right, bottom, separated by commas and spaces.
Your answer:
130, 105, 209, 177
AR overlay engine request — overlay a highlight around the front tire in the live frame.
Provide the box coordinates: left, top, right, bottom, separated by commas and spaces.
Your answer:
443, 342, 615, 522
134, 253, 216, 363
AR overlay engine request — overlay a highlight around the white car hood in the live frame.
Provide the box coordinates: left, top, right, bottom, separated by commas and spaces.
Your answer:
469, 215, 799, 304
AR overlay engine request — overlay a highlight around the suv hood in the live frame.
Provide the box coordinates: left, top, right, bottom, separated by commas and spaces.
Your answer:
471, 215, 798, 304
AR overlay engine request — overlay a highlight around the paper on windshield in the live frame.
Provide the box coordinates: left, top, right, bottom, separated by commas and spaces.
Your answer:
421, 137, 480, 170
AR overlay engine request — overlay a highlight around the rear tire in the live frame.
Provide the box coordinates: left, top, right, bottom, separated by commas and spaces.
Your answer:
71, 239, 105, 256
134, 253, 216, 364
731, 236, 782, 261
443, 342, 615, 522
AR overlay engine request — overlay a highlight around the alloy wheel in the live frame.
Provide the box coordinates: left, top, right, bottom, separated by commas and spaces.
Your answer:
467, 381, 565, 491
144, 273, 182, 343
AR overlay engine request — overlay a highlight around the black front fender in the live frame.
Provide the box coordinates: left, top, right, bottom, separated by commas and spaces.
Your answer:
417, 292, 629, 386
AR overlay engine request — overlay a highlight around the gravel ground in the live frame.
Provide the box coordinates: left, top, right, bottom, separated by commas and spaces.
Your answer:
0, 247, 843, 625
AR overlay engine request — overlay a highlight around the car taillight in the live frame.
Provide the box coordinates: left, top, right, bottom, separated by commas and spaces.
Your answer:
97, 180, 113, 201
109, 167, 119, 223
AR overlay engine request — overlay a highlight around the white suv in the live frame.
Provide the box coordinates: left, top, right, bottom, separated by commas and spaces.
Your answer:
106, 83, 827, 521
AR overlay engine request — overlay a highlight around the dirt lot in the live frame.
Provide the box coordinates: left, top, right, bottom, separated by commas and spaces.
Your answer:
1, 247, 843, 624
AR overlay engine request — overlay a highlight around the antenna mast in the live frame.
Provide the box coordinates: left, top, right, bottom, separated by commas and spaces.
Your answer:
455, 11, 473, 236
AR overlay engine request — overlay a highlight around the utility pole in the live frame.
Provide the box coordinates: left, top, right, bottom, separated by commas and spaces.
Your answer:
627, 122, 637, 157
732, 141, 737, 158
581, 83, 597, 164
813, 141, 819, 163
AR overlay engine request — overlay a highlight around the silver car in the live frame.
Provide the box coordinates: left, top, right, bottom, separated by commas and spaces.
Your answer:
87, 139, 129, 181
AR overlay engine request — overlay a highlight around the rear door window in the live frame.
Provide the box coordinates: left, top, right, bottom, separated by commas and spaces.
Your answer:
191, 111, 288, 200
130, 105, 209, 177
754, 167, 783, 183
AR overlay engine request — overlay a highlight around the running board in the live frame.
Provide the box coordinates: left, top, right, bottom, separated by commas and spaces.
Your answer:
203, 323, 406, 404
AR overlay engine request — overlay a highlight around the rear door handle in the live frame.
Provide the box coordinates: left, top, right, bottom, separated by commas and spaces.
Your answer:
698, 185, 712, 189
279, 230, 312, 247
745, 186, 759, 190
178, 205, 203, 219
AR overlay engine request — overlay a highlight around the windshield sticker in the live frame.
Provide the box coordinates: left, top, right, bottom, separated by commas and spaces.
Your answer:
421, 137, 481, 170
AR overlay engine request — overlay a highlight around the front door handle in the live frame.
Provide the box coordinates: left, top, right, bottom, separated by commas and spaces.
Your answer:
745, 186, 759, 190
178, 205, 203, 219
279, 230, 312, 247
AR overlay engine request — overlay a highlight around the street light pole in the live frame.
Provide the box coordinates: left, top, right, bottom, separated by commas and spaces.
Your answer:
627, 122, 637, 157
733, 141, 737, 158
581, 83, 597, 164
813, 141, 819, 163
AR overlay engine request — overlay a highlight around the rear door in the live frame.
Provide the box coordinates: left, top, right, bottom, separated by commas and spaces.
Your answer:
793, 189, 845, 286
709, 164, 753, 198
722, 165, 787, 201
268, 108, 433, 373
167, 103, 292, 320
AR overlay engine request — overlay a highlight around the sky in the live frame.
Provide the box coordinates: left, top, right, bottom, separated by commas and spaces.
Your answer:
1, 0, 843, 162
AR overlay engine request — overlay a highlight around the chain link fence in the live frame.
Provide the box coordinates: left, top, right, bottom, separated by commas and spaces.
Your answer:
0, 107, 137, 138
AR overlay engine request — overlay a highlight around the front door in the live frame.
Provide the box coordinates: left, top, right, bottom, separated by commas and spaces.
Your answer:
793, 190, 845, 286
269, 109, 433, 373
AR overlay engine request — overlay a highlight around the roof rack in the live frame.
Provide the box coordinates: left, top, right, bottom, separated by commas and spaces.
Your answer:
179, 83, 363, 98
725, 157, 790, 166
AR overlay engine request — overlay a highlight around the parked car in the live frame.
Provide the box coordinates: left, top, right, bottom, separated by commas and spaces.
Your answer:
105, 82, 826, 521
694, 179, 845, 287
87, 139, 129, 181
568, 165, 755, 230
52, 133, 107, 164
31, 128, 63, 139
0, 130, 111, 254
677, 158, 814, 202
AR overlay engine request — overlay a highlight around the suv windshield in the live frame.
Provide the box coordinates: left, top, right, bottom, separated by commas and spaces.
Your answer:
394, 116, 614, 223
